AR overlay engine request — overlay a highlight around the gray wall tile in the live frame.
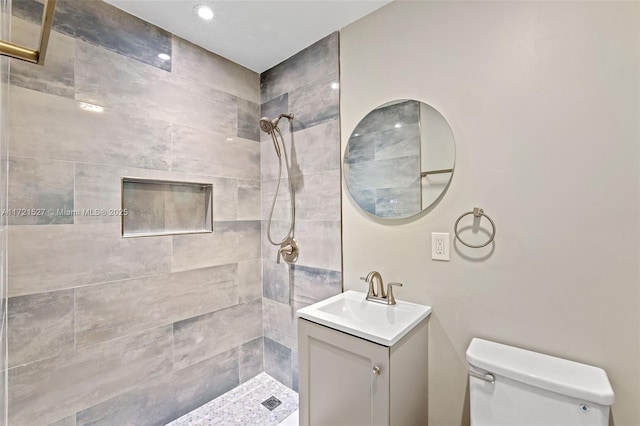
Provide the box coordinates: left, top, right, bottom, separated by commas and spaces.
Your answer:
262, 298, 297, 350
173, 36, 259, 103
260, 32, 338, 102
292, 350, 299, 393
171, 124, 260, 181
48, 415, 76, 426
75, 265, 238, 347
238, 259, 262, 303
10, 17, 75, 98
187, 177, 258, 223
293, 220, 342, 272
291, 171, 341, 222
9, 325, 173, 425
261, 220, 293, 262
9, 86, 172, 170
75, 41, 236, 134
211, 177, 239, 222
261, 178, 292, 222
263, 260, 290, 304
173, 300, 262, 371
75, 348, 239, 426
8, 223, 172, 297
264, 337, 292, 388
240, 337, 264, 383
13, 0, 173, 71
171, 221, 261, 271
261, 119, 340, 181
8, 290, 74, 368
291, 265, 342, 307
168, 348, 240, 418
237, 98, 260, 142
8, 156, 75, 225
288, 72, 340, 131
237, 180, 261, 221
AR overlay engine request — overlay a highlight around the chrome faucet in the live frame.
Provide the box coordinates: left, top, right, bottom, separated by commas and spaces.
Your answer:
360, 271, 403, 305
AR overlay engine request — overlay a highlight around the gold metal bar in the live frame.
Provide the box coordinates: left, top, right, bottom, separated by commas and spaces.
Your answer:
0, 40, 38, 63
420, 168, 453, 177
36, 0, 57, 64
0, 0, 56, 65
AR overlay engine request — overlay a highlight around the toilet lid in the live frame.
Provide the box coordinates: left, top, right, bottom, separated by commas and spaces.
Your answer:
466, 338, 615, 406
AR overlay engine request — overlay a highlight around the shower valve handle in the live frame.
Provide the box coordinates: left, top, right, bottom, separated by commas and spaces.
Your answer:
276, 238, 298, 265
276, 245, 293, 264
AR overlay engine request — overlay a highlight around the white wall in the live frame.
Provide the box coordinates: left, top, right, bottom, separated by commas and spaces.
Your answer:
340, 2, 640, 425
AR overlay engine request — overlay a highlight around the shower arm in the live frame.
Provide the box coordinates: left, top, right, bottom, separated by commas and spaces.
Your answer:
272, 113, 294, 129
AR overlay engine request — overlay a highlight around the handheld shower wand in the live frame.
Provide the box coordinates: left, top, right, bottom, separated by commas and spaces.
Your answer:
259, 114, 294, 158
258, 113, 298, 264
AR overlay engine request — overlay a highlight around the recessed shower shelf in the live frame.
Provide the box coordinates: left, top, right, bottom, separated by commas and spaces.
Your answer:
121, 177, 213, 238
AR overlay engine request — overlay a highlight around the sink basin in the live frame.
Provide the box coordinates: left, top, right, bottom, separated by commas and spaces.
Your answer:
296, 290, 432, 346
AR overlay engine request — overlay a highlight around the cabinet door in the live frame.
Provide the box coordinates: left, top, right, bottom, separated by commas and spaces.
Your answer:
299, 319, 390, 426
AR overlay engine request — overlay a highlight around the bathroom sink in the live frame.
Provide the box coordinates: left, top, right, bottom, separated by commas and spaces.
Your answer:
296, 290, 432, 346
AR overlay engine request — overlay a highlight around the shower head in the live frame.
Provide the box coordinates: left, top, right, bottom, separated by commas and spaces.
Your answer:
259, 117, 274, 134
259, 114, 294, 134
259, 114, 294, 159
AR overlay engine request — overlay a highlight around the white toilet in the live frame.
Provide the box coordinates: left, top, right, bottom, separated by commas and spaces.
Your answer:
466, 338, 614, 426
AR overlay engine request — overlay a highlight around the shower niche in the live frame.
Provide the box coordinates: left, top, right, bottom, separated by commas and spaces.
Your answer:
121, 177, 213, 237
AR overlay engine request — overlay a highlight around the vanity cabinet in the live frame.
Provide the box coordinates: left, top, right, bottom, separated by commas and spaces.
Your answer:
298, 317, 429, 426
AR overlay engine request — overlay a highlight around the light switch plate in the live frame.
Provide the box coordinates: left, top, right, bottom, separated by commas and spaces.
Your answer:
432, 232, 450, 261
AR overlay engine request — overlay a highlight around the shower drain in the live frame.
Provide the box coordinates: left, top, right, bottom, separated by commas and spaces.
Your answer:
261, 396, 282, 411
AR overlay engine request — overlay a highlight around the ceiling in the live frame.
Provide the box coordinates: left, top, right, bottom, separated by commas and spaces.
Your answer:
103, 0, 391, 73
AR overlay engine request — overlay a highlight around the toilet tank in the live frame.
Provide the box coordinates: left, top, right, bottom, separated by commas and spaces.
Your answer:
466, 338, 614, 426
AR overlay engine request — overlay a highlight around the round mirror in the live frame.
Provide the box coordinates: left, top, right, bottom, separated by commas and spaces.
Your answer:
343, 99, 455, 219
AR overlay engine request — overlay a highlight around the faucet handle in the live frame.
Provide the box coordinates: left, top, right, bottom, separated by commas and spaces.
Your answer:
387, 282, 403, 305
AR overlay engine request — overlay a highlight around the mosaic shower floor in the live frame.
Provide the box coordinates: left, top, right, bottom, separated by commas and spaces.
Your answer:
166, 373, 298, 426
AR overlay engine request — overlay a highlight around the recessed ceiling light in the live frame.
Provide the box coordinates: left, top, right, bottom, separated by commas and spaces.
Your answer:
353, 133, 360, 137
194, 5, 214, 20
225, 137, 234, 142
158, 53, 170, 61
394, 123, 402, 128
330, 82, 339, 90
79, 102, 104, 113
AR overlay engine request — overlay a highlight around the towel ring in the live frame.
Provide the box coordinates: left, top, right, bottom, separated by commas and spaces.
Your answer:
454, 207, 496, 248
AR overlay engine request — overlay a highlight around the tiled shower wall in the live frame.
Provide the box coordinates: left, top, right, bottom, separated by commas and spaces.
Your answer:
6, 1, 263, 424
260, 33, 342, 391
